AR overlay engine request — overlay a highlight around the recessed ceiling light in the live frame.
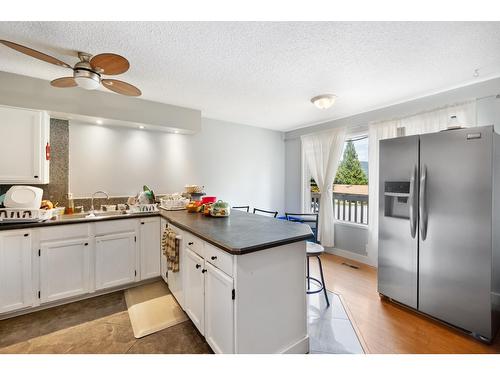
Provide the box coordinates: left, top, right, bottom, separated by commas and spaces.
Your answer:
139, 125, 145, 129
311, 94, 337, 109
96, 120, 103, 125
174, 130, 179, 134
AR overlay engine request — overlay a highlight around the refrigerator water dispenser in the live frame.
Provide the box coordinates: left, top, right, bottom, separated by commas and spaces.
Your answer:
384, 181, 410, 219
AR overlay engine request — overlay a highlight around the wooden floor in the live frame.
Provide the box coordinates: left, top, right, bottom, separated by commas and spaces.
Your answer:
319, 253, 500, 354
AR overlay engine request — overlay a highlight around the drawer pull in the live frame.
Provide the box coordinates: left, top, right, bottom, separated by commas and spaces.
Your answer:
196, 264, 201, 269
188, 241, 194, 245
84, 243, 89, 246
211, 256, 217, 260
202, 269, 207, 274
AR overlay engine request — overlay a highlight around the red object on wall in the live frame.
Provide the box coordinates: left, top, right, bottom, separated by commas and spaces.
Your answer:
45, 142, 51, 161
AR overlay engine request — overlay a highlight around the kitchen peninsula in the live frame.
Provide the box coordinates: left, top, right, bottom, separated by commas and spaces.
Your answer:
0, 207, 312, 354
160, 208, 313, 354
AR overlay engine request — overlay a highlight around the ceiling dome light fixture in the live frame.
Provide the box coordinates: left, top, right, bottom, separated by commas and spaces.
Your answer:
311, 94, 337, 109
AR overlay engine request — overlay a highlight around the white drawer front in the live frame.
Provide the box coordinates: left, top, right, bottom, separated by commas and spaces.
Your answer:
39, 223, 90, 241
205, 243, 233, 277
184, 232, 204, 258
95, 218, 137, 236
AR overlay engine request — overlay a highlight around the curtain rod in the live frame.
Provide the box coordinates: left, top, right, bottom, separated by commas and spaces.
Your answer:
288, 93, 499, 141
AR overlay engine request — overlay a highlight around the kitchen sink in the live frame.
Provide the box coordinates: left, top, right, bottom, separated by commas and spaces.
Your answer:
57, 210, 133, 221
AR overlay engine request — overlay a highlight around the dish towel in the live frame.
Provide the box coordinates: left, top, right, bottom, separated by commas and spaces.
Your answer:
162, 227, 180, 272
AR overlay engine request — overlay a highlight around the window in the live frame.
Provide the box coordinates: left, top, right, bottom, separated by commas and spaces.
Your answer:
310, 135, 369, 224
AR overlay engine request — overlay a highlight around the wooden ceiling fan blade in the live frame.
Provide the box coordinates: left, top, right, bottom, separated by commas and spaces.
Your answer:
51, 77, 77, 88
90, 53, 130, 75
102, 79, 141, 96
0, 40, 72, 69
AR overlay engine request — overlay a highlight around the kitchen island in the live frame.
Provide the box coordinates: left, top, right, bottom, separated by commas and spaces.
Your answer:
160, 208, 313, 354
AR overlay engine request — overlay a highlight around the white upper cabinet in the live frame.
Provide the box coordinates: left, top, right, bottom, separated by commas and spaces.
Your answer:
0, 230, 33, 314
139, 217, 161, 280
0, 106, 50, 184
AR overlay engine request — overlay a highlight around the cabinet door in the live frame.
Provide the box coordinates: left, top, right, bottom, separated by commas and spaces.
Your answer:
95, 232, 137, 290
0, 231, 33, 313
0, 106, 49, 184
140, 217, 161, 280
204, 262, 234, 353
184, 247, 205, 334
40, 238, 91, 303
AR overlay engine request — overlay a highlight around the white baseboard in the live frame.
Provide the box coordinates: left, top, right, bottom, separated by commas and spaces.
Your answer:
324, 247, 376, 267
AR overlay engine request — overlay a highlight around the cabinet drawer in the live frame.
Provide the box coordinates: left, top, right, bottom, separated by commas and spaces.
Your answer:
39, 223, 90, 241
184, 232, 204, 258
95, 218, 137, 236
205, 243, 233, 277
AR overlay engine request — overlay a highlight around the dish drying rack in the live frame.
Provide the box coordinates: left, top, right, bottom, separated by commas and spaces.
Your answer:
160, 197, 189, 211
129, 204, 159, 213
0, 208, 54, 223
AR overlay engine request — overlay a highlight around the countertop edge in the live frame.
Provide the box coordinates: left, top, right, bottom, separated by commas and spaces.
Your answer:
0, 212, 160, 231
161, 211, 313, 255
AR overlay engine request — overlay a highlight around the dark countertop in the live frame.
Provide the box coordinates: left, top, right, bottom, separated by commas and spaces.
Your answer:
0, 211, 160, 231
160, 208, 314, 255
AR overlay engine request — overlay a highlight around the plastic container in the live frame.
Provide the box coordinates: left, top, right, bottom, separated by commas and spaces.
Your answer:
201, 196, 216, 204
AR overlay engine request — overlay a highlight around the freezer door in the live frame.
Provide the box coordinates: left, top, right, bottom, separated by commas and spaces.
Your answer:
419, 127, 493, 339
378, 135, 419, 308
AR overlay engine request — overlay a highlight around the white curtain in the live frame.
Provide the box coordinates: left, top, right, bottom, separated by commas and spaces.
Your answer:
301, 127, 346, 247
367, 100, 477, 266
402, 100, 476, 136
367, 121, 398, 265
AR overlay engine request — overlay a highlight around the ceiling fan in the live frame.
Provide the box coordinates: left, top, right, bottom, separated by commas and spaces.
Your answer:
0, 40, 141, 97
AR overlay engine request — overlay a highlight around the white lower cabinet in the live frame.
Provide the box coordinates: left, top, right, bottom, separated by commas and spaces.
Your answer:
40, 238, 91, 303
139, 217, 161, 280
0, 231, 33, 314
184, 247, 205, 334
204, 262, 234, 354
95, 232, 137, 290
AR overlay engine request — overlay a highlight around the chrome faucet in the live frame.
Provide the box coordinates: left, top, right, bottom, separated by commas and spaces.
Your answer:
90, 190, 109, 215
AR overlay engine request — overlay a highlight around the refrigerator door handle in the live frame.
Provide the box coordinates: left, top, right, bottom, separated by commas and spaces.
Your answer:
419, 164, 428, 240
409, 165, 418, 238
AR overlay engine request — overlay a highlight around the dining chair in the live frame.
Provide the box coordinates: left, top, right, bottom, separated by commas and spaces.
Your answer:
253, 208, 278, 218
285, 212, 329, 307
232, 206, 250, 212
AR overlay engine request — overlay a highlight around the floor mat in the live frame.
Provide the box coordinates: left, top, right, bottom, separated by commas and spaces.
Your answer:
125, 281, 188, 339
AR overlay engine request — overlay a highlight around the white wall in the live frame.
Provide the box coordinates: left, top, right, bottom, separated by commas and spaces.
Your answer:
69, 117, 286, 214
284, 78, 500, 265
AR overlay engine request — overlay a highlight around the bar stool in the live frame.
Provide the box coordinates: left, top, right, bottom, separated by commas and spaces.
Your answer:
285, 213, 330, 307
253, 208, 278, 218
232, 206, 250, 212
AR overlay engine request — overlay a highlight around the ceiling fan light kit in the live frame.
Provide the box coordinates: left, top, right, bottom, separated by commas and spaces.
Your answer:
0, 39, 141, 96
74, 69, 101, 90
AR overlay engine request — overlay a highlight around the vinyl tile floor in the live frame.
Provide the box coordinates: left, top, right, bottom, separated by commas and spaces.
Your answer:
0, 290, 212, 354
308, 290, 364, 354
0, 284, 362, 354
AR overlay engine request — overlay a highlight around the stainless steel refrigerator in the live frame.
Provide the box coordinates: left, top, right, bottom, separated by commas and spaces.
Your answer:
378, 125, 500, 342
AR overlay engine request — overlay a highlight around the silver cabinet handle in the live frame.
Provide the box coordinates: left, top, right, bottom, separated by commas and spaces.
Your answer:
419, 165, 428, 241
409, 165, 418, 238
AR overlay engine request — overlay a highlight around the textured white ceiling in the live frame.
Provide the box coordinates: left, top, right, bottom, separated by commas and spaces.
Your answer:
1, 22, 500, 131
